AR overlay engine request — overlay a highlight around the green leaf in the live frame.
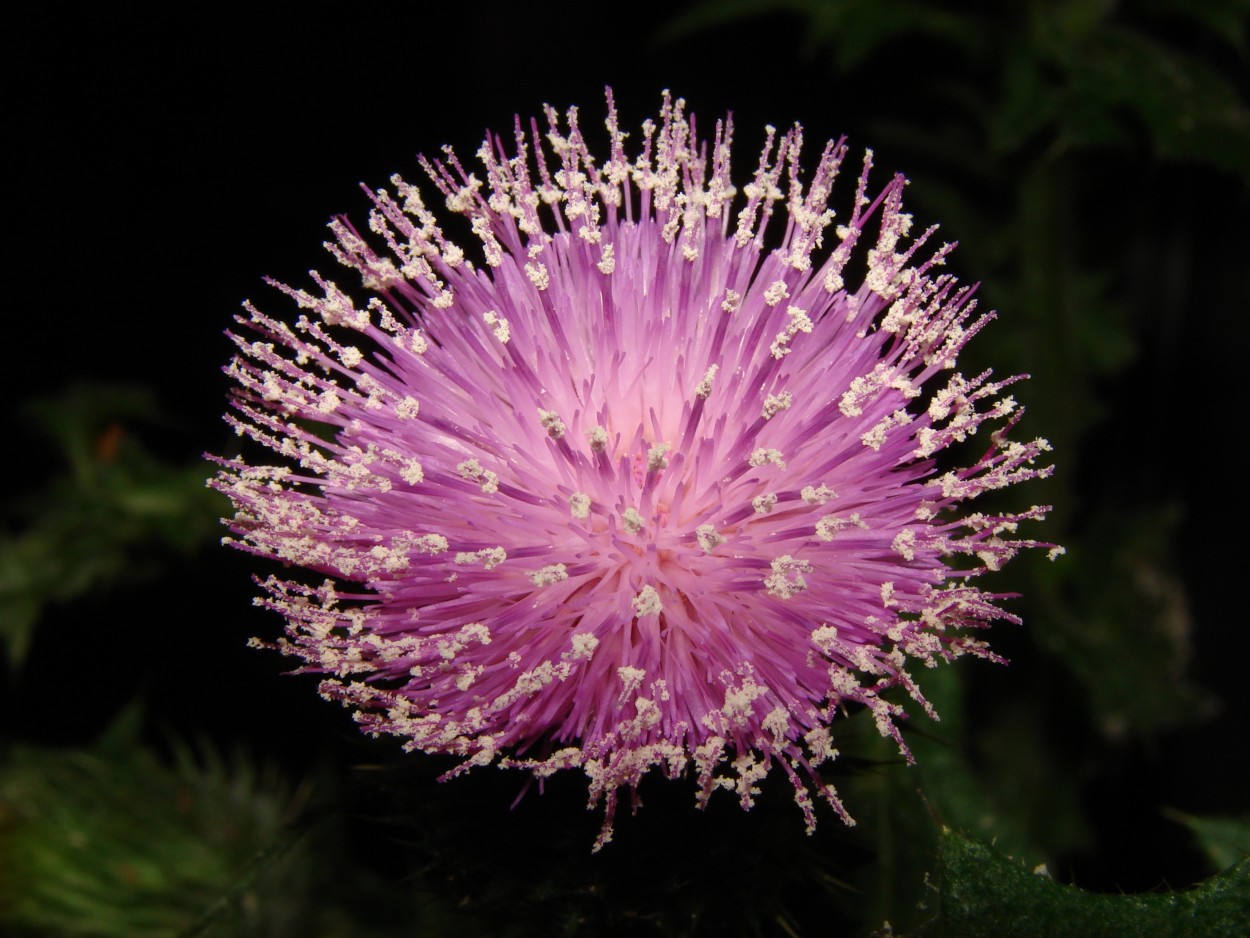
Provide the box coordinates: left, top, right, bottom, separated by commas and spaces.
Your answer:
927, 828, 1250, 937
1166, 811, 1250, 874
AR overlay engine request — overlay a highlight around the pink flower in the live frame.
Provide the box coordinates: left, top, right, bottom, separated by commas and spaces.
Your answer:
212, 91, 1057, 849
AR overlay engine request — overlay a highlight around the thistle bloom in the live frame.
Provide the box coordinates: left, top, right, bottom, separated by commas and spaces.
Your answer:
213, 91, 1057, 848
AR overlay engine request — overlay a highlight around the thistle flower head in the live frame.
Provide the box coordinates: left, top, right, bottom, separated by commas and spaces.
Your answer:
212, 90, 1057, 849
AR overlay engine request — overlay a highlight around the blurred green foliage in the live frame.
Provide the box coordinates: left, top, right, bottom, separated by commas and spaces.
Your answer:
668, 0, 981, 68
0, 385, 225, 670
0, 709, 318, 937
1165, 812, 1250, 874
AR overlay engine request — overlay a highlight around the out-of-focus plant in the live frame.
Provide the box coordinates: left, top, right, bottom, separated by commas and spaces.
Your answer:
0, 384, 225, 669
0, 709, 321, 937
1165, 811, 1250, 876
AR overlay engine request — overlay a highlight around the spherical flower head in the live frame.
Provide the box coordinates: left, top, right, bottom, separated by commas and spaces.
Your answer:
212, 90, 1059, 850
